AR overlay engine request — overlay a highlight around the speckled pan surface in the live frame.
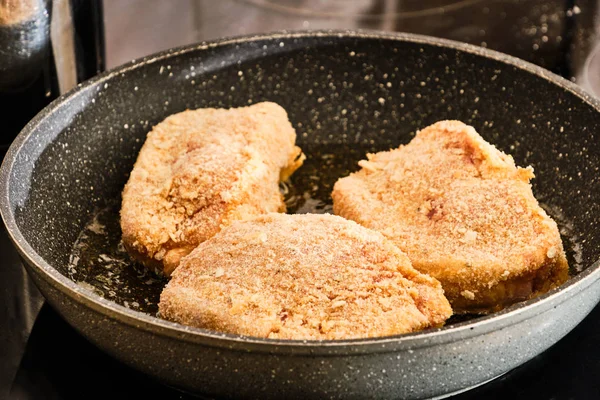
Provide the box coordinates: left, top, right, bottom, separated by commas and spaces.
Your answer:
2, 31, 600, 399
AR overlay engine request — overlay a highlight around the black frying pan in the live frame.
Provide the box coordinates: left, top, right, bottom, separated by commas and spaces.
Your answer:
2, 31, 600, 399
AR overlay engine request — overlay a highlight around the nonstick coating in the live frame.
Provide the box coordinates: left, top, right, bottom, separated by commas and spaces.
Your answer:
2, 31, 600, 399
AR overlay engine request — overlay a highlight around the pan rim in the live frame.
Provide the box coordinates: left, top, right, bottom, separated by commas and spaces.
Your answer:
2, 29, 600, 355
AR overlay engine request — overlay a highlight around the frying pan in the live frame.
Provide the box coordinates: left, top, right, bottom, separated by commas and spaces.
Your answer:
2, 31, 600, 400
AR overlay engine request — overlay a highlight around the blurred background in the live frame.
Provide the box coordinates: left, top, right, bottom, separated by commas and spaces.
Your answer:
102, 0, 600, 94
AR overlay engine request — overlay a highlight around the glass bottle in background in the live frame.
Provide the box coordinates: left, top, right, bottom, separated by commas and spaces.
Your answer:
0, 0, 105, 153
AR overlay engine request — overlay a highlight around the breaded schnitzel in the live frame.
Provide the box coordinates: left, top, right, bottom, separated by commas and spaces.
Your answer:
332, 120, 568, 313
121, 102, 304, 276
159, 213, 452, 339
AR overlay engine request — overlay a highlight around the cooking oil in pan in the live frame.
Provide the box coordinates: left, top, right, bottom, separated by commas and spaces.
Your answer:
284, 144, 370, 214
67, 143, 370, 315
68, 142, 584, 323
68, 204, 165, 314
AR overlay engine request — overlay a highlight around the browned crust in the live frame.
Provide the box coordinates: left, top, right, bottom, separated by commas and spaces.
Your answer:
159, 213, 452, 340
332, 120, 569, 313
120, 102, 303, 276
446, 254, 569, 313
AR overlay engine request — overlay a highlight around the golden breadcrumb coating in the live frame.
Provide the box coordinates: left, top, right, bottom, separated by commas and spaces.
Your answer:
159, 213, 452, 340
332, 120, 568, 313
121, 102, 304, 276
